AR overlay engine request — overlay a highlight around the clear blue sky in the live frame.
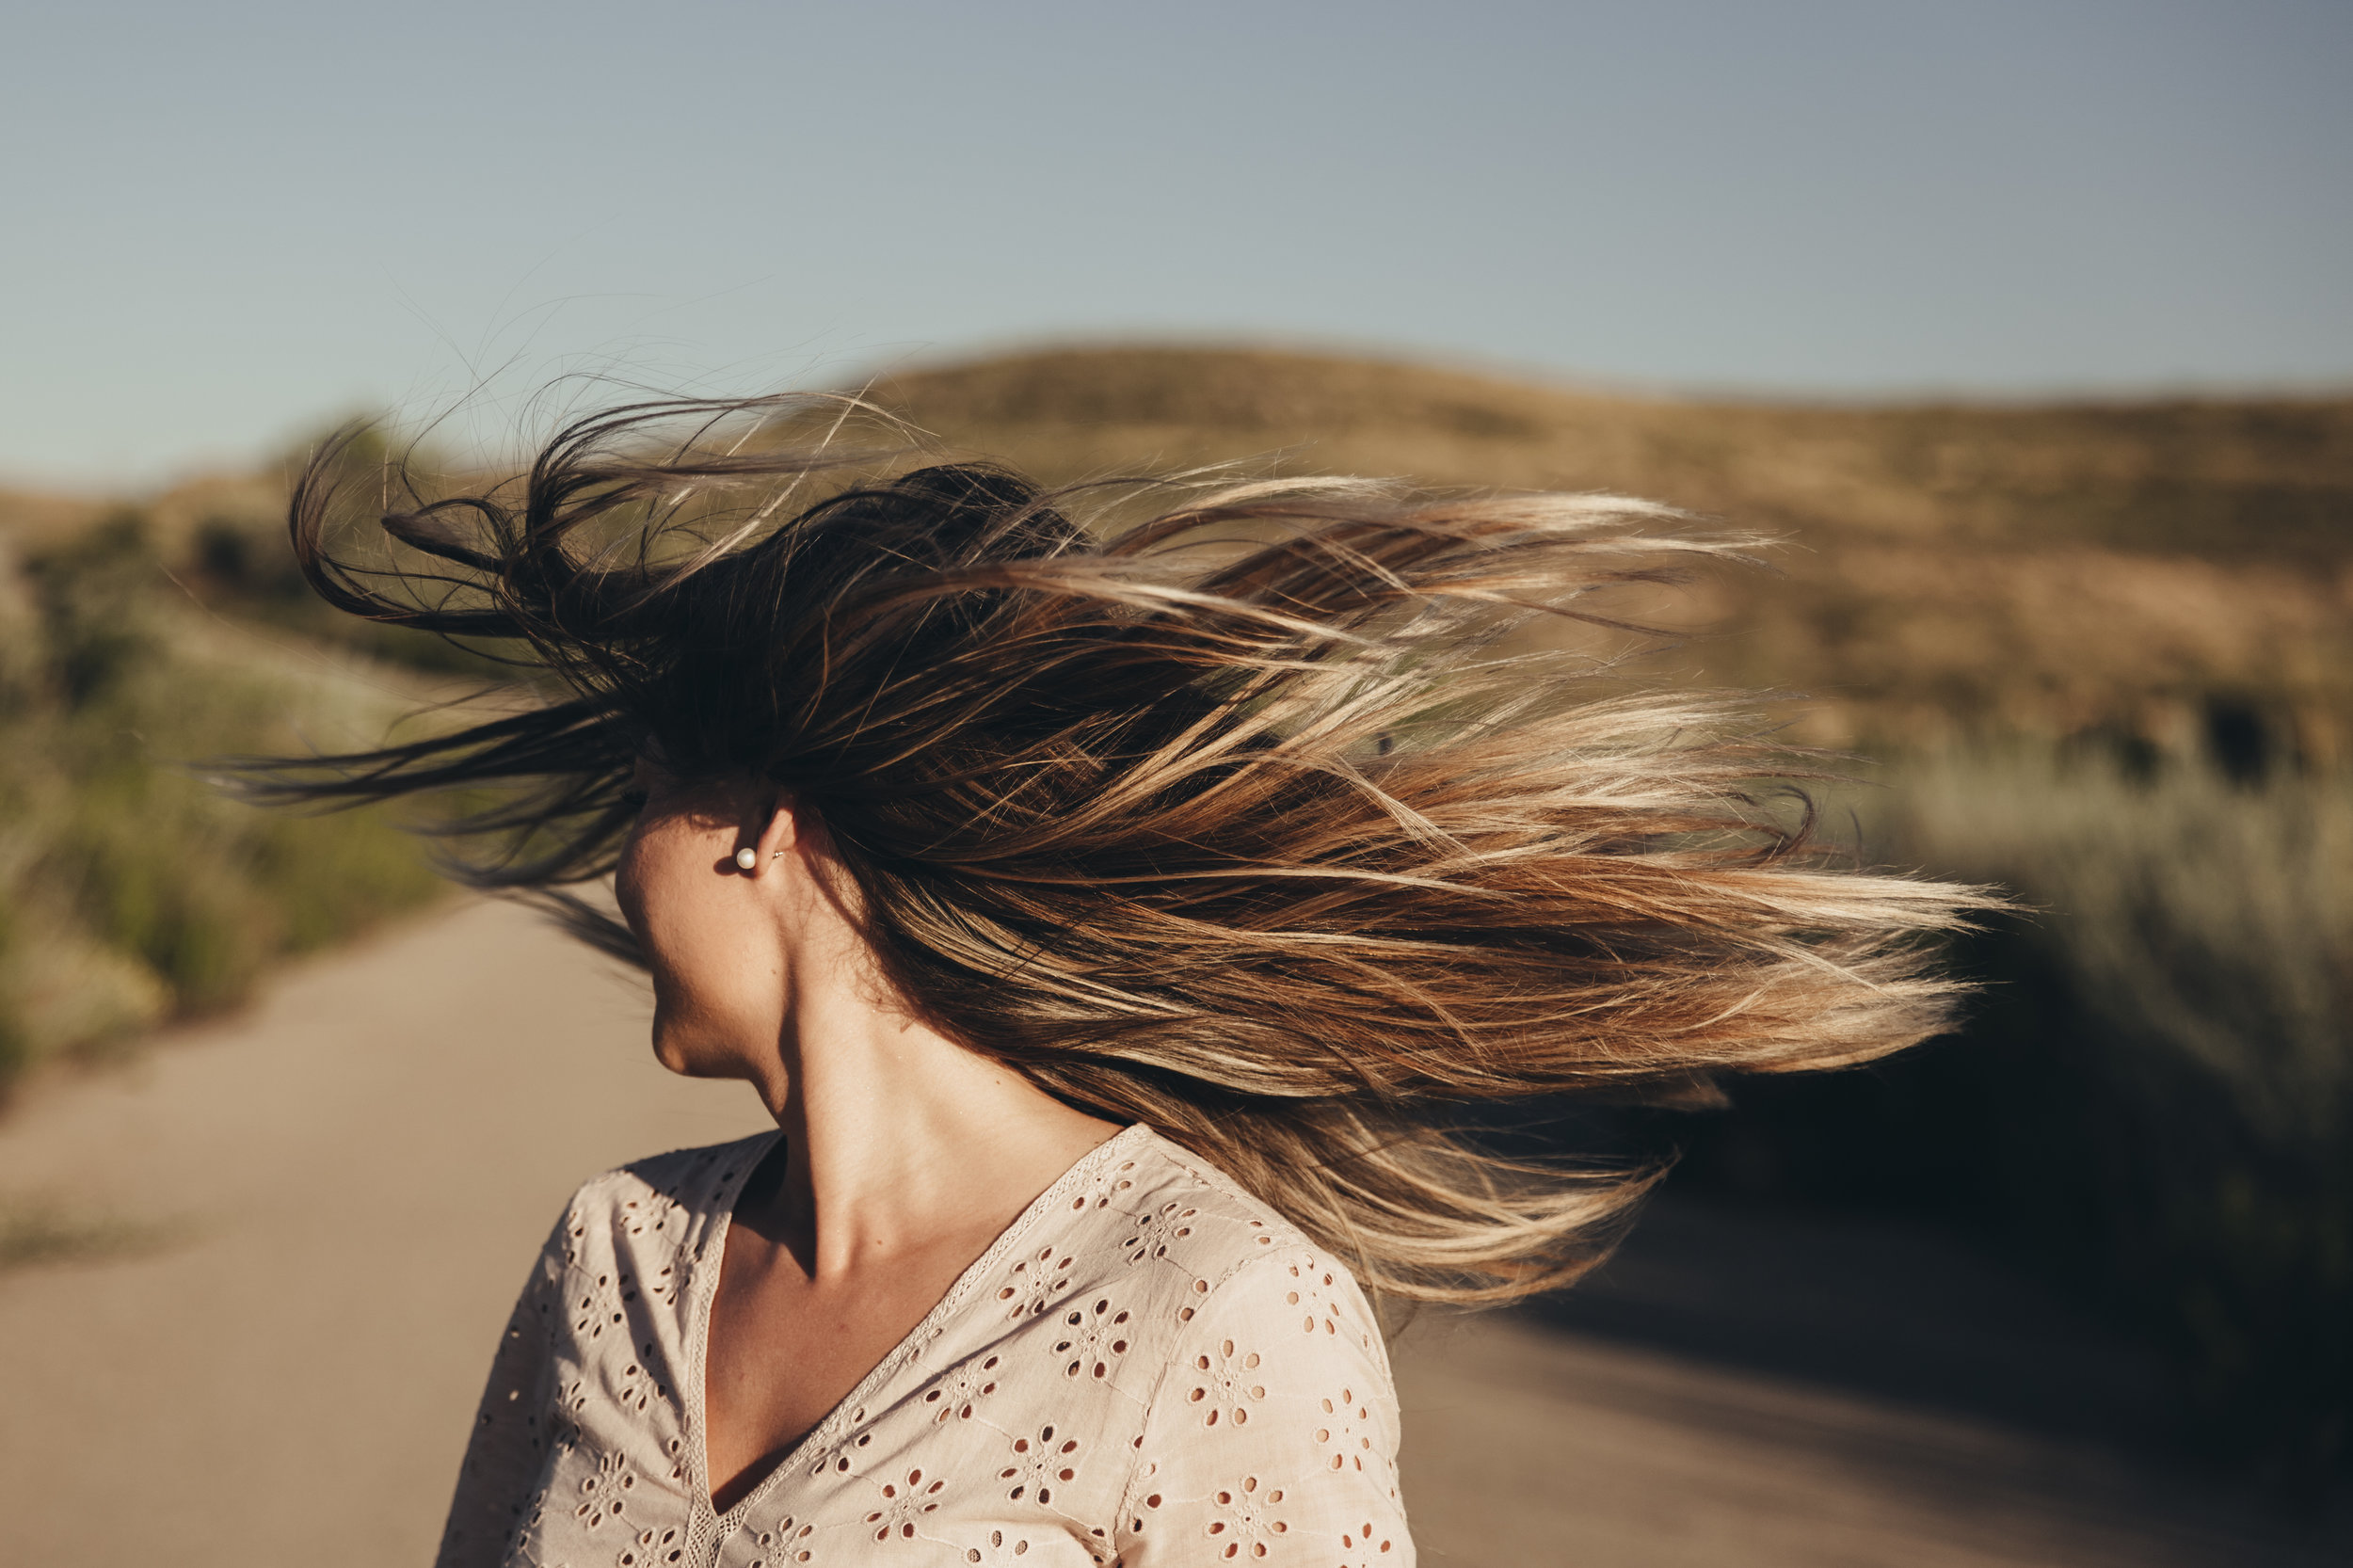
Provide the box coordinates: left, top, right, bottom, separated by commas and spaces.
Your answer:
6, 0, 2348, 488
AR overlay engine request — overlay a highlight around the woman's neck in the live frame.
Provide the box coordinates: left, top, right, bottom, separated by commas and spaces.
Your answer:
749, 941, 1119, 1282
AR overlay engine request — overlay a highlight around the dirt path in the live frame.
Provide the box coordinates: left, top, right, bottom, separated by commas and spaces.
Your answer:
0, 901, 2307, 1566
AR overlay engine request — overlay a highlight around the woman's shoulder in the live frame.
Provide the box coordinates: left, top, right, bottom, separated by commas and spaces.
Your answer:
1108, 1127, 1316, 1271
568, 1129, 775, 1208
1069, 1128, 1386, 1355
545, 1130, 779, 1264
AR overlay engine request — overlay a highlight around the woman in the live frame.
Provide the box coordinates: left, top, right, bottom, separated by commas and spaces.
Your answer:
251, 396, 1979, 1567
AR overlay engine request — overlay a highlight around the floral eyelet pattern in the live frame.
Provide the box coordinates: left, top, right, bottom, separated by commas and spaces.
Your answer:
1206, 1474, 1288, 1560
1049, 1297, 1134, 1381
995, 1247, 1079, 1320
997, 1423, 1083, 1506
920, 1354, 1003, 1422
1185, 1337, 1270, 1428
862, 1468, 946, 1542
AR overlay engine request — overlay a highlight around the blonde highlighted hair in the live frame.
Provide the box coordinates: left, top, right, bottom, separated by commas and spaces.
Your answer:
244, 394, 1986, 1304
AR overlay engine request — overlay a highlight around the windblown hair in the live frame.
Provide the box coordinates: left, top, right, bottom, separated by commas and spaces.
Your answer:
245, 394, 1986, 1304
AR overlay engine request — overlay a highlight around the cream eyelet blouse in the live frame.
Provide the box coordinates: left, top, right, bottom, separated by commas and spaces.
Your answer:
436, 1123, 1413, 1567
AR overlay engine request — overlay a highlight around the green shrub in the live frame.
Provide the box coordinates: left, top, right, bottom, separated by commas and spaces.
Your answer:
0, 512, 448, 1085
1670, 742, 2350, 1490
1875, 746, 2352, 1486
162, 425, 523, 682
1678, 745, 2345, 1487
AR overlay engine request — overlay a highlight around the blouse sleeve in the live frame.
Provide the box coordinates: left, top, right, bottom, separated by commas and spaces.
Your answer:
1115, 1249, 1413, 1567
433, 1212, 568, 1568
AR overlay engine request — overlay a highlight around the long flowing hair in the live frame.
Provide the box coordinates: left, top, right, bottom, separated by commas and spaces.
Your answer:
239, 393, 1987, 1304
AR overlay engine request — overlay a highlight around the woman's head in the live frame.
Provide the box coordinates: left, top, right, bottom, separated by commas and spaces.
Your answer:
243, 393, 1992, 1303
536, 454, 1102, 1082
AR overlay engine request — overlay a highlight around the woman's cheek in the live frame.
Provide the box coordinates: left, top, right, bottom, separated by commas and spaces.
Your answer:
617, 824, 704, 975
613, 834, 648, 932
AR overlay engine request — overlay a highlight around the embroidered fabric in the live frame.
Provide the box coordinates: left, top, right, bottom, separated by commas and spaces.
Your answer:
436, 1124, 1412, 1567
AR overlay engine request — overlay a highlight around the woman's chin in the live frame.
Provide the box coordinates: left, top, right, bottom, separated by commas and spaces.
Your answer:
648, 1015, 749, 1080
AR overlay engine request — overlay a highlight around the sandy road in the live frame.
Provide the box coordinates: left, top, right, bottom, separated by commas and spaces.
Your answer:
0, 901, 2311, 1567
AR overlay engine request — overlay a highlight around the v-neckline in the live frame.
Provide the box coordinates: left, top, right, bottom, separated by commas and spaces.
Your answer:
683, 1123, 1151, 1542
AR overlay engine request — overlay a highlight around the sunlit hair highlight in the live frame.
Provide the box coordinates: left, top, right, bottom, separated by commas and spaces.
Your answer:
240, 393, 1990, 1304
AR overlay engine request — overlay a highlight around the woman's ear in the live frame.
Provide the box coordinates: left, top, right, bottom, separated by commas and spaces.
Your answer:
744, 795, 799, 874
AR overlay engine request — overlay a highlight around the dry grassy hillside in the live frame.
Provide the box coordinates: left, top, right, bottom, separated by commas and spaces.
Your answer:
870, 347, 2353, 760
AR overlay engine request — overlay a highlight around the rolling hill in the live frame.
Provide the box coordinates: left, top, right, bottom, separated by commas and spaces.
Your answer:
866, 346, 2353, 762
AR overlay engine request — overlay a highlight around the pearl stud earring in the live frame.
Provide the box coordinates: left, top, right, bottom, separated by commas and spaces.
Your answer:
734, 848, 758, 871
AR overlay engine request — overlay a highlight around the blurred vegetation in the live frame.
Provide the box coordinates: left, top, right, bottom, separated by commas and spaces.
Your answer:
0, 493, 448, 1089
1, 426, 513, 680
1893, 749, 2351, 1489
0, 1195, 168, 1272
2, 346, 2347, 1491
1674, 746, 2352, 1492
